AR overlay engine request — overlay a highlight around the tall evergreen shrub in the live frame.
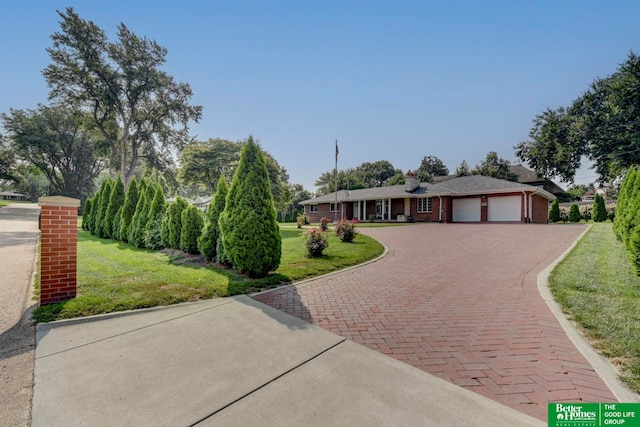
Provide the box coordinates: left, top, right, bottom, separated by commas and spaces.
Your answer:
119, 177, 139, 243
568, 203, 581, 223
592, 193, 607, 222
180, 204, 204, 254
549, 198, 560, 223
219, 137, 281, 277
169, 196, 188, 249
82, 197, 93, 231
198, 175, 228, 261
144, 184, 166, 250
96, 179, 113, 238
105, 175, 125, 239
129, 179, 153, 247
160, 203, 172, 248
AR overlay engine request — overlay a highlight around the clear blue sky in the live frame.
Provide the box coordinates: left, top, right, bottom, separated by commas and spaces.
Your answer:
2, 1, 639, 191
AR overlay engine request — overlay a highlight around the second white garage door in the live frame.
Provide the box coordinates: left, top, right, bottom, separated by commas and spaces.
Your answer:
488, 196, 521, 222
452, 198, 481, 222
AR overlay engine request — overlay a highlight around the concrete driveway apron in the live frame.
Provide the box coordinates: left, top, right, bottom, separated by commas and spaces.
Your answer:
255, 223, 618, 421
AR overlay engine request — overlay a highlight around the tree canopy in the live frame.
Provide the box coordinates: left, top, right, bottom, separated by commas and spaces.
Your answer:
416, 155, 449, 182
471, 151, 518, 181
1, 104, 103, 202
516, 51, 640, 183
314, 160, 402, 195
43, 7, 202, 187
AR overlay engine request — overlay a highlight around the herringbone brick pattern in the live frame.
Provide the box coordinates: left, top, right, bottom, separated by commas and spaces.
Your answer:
254, 224, 617, 420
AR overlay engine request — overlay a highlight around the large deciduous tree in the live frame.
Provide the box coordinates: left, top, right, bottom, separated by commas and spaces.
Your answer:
516, 52, 640, 183
1, 105, 102, 202
178, 138, 240, 192
219, 137, 281, 278
43, 7, 202, 187
416, 155, 449, 182
472, 151, 518, 181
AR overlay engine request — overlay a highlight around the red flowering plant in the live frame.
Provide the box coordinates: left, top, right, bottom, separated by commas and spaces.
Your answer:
335, 219, 359, 242
304, 227, 329, 257
320, 217, 331, 231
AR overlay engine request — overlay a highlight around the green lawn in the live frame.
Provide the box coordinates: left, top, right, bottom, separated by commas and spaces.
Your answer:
549, 222, 640, 391
33, 226, 384, 322
0, 201, 11, 208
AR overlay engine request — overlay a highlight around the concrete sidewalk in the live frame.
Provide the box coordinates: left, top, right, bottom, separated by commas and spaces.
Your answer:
32, 296, 544, 426
0, 203, 40, 427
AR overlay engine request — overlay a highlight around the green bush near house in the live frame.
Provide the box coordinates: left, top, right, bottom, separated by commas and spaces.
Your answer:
549, 199, 560, 223
180, 204, 204, 254
568, 203, 581, 222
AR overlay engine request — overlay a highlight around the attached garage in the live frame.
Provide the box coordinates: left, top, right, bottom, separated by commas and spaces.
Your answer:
452, 198, 481, 222
488, 196, 521, 222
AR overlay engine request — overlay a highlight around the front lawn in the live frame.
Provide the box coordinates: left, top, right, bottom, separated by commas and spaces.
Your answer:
549, 223, 640, 391
33, 227, 384, 322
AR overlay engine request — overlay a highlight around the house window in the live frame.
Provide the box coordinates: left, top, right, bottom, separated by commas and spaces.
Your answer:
417, 197, 432, 213
310, 205, 318, 213
330, 203, 341, 212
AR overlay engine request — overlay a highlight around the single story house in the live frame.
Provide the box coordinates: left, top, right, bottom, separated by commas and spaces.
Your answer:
300, 172, 555, 224
0, 191, 27, 201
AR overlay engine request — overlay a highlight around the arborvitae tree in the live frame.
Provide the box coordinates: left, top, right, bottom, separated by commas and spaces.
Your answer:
549, 198, 560, 223
630, 225, 640, 275
592, 193, 607, 222
96, 179, 113, 238
198, 175, 228, 261
90, 180, 106, 235
169, 196, 188, 249
179, 204, 204, 254
160, 203, 172, 248
219, 137, 282, 277
568, 203, 581, 223
113, 206, 123, 241
82, 197, 93, 231
105, 174, 125, 239
144, 183, 166, 250
119, 177, 139, 243
129, 179, 153, 247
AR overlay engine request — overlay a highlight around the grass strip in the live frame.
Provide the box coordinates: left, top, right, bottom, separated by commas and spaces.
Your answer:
549, 223, 640, 391
33, 227, 384, 322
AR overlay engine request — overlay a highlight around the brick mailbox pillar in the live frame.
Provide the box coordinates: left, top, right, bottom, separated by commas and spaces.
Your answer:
38, 196, 81, 305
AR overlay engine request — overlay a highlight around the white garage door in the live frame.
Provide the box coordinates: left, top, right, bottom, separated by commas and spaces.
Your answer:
452, 198, 481, 222
488, 196, 521, 222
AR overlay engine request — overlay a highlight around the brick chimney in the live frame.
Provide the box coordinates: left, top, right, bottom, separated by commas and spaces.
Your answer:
404, 170, 420, 192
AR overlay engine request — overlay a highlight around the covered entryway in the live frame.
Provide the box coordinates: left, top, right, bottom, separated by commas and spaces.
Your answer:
452, 198, 481, 222
488, 195, 521, 222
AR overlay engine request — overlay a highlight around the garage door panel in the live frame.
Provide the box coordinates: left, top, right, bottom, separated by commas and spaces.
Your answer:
452, 198, 481, 222
488, 196, 521, 222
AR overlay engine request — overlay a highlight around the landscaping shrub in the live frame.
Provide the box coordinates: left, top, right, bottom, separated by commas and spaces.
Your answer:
549, 199, 560, 223
630, 225, 640, 275
219, 137, 281, 277
82, 197, 93, 231
129, 179, 153, 248
95, 179, 113, 238
160, 205, 171, 247
568, 203, 581, 222
335, 219, 359, 242
119, 177, 139, 243
180, 204, 204, 254
320, 217, 331, 231
580, 204, 592, 221
112, 206, 123, 241
198, 175, 228, 261
304, 227, 328, 257
368, 214, 376, 223
296, 214, 308, 228
144, 184, 166, 250
593, 193, 607, 222
168, 196, 188, 249
105, 175, 125, 239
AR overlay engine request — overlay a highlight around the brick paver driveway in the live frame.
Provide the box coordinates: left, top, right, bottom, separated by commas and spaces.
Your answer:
254, 223, 617, 421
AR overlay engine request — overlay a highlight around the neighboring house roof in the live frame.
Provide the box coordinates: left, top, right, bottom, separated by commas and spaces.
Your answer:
301, 175, 555, 205
0, 191, 27, 197
508, 165, 565, 194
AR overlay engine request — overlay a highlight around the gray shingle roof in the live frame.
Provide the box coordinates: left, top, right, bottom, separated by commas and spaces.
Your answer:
300, 175, 556, 205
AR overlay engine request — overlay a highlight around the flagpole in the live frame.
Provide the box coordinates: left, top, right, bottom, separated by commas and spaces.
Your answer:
334, 139, 338, 221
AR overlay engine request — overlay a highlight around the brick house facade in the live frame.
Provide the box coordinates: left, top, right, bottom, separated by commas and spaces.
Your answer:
301, 173, 554, 224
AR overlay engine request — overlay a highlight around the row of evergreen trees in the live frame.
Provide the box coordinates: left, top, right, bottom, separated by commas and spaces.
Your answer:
82, 138, 282, 278
613, 167, 640, 272
549, 193, 608, 223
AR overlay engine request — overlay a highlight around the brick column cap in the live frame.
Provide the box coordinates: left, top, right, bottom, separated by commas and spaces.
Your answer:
38, 196, 80, 207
